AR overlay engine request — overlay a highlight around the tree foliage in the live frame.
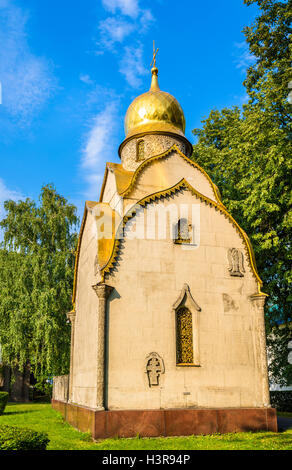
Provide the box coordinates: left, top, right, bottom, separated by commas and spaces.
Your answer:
0, 185, 78, 389
192, 0, 291, 383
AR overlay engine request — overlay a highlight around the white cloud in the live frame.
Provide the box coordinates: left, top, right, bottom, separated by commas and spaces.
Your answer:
81, 101, 119, 199
97, 0, 155, 71
79, 74, 94, 85
101, 0, 139, 18
0, 0, 56, 125
139, 9, 155, 32
119, 44, 147, 88
234, 42, 256, 71
232, 93, 249, 106
98, 17, 135, 50
0, 178, 24, 220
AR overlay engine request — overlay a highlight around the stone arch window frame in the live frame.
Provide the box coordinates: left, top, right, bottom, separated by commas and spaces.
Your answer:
172, 284, 201, 367
136, 138, 145, 162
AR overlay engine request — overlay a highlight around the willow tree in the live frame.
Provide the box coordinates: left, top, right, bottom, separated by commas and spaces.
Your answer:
192, 0, 291, 385
0, 185, 78, 391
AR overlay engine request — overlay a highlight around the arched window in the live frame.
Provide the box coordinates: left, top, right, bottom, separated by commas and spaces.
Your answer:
174, 218, 190, 244
176, 306, 193, 364
136, 139, 145, 161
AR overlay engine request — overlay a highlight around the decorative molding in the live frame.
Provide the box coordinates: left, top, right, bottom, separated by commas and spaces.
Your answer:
92, 283, 114, 300
172, 284, 201, 312
250, 293, 267, 307
173, 284, 201, 366
66, 310, 76, 323
118, 131, 193, 158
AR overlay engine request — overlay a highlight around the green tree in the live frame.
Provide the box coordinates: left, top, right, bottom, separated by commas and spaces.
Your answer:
0, 185, 78, 390
192, 0, 291, 384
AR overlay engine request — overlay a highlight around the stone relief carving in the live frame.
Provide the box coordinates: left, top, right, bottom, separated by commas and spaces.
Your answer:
228, 248, 245, 277
222, 293, 239, 313
145, 352, 165, 387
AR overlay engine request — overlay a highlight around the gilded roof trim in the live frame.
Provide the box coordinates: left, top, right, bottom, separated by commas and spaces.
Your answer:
119, 143, 225, 206
107, 163, 134, 195
99, 163, 134, 202
101, 178, 265, 295
100, 145, 223, 207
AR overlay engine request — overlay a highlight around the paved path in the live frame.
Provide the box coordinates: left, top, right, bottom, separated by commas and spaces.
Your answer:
277, 416, 292, 432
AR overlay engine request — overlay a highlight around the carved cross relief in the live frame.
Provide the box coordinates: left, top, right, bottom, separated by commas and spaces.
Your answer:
145, 352, 165, 387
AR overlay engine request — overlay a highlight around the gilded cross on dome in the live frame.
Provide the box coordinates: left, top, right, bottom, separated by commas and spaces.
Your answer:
150, 41, 159, 69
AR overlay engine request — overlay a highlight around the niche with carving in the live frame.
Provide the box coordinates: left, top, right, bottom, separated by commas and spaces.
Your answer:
145, 352, 165, 387
228, 248, 245, 277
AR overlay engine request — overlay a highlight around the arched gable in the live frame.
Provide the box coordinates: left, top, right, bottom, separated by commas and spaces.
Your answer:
100, 179, 264, 296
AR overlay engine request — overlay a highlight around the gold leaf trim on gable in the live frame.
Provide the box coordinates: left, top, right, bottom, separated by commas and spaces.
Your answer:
119, 144, 224, 206
72, 201, 119, 305
101, 178, 265, 295
97, 203, 120, 271
99, 163, 134, 202
99, 145, 225, 208
107, 163, 134, 195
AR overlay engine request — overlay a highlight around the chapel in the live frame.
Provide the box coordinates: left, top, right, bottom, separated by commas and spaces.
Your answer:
52, 52, 277, 437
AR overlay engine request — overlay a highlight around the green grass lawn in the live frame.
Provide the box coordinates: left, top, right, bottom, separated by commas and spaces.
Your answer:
0, 403, 291, 450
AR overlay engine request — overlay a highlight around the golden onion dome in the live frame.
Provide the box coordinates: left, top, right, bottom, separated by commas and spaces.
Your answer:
124, 66, 186, 139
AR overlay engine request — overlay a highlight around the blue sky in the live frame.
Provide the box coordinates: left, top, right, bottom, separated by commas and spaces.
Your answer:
0, 0, 258, 221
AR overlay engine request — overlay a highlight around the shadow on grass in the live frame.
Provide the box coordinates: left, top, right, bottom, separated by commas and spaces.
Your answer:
2, 409, 41, 416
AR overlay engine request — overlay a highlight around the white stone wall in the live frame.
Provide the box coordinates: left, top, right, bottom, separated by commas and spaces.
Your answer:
72, 141, 269, 411
105, 190, 267, 410
71, 211, 100, 408
53, 375, 69, 402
